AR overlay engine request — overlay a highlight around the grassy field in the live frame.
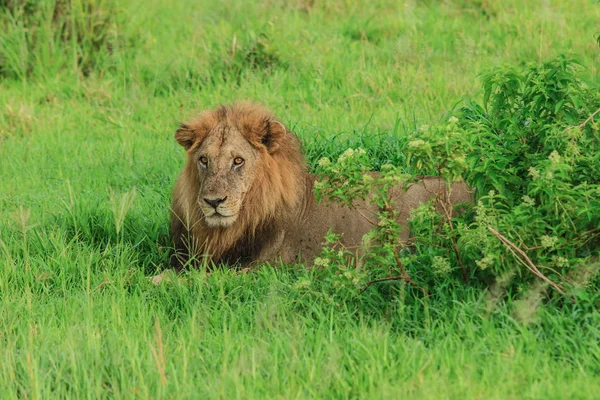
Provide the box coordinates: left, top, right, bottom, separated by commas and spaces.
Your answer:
1, 0, 600, 398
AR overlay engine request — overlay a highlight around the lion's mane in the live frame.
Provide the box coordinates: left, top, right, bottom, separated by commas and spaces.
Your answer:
170, 103, 307, 266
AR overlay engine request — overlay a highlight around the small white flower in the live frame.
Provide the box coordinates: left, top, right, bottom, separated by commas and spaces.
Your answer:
313, 257, 330, 267
452, 155, 466, 164
521, 195, 535, 207
431, 256, 451, 276
318, 157, 331, 167
475, 254, 495, 270
548, 150, 561, 164
540, 235, 558, 249
408, 139, 426, 148
338, 148, 356, 162
552, 256, 569, 268
294, 279, 312, 289
528, 167, 540, 179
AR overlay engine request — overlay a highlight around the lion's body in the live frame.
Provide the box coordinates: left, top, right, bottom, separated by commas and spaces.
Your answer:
280, 175, 471, 265
169, 103, 472, 271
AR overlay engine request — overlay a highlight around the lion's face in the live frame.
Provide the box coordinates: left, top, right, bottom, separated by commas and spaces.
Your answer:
174, 103, 292, 230
192, 125, 260, 227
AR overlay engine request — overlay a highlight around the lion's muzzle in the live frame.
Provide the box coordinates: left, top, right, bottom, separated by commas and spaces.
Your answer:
198, 195, 239, 227
204, 196, 227, 209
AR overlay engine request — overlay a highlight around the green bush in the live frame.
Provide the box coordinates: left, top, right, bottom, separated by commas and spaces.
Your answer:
455, 55, 600, 297
311, 149, 414, 305
0, 0, 126, 78
315, 55, 600, 303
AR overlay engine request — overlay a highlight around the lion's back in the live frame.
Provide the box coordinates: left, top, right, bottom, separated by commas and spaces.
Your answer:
283, 177, 473, 264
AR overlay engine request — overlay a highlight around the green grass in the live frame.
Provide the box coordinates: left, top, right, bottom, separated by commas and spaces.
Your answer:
1, 0, 600, 398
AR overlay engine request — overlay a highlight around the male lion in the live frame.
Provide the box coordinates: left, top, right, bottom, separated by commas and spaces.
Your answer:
162, 102, 472, 278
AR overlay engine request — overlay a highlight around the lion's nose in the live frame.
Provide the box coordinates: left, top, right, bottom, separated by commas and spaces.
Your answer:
204, 196, 227, 209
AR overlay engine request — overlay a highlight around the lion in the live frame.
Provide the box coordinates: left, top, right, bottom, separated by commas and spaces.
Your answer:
159, 102, 472, 280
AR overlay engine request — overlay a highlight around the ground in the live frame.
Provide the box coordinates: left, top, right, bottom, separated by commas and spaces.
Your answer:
1, 0, 599, 398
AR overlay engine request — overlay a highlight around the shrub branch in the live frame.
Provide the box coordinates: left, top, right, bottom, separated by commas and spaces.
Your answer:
487, 226, 566, 295
437, 195, 468, 283
360, 235, 427, 295
577, 105, 600, 129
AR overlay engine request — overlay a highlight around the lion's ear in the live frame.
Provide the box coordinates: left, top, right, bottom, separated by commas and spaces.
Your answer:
174, 124, 197, 150
260, 119, 287, 153
176, 111, 218, 150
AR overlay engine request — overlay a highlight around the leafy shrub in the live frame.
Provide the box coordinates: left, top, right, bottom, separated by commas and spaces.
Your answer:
454, 55, 600, 297
215, 29, 287, 86
144, 28, 286, 95
0, 0, 126, 78
313, 148, 434, 303
314, 55, 600, 303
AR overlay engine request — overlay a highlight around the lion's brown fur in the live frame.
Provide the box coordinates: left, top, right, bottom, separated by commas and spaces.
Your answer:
169, 103, 473, 271
170, 103, 306, 267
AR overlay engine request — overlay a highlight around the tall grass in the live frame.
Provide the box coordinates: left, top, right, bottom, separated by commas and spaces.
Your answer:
1, 0, 599, 398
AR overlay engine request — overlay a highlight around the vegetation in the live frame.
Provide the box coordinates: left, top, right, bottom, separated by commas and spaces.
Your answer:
314, 56, 600, 337
1, 0, 599, 398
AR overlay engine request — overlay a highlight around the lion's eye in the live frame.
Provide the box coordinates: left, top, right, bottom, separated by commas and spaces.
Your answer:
199, 156, 209, 167
233, 157, 244, 167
